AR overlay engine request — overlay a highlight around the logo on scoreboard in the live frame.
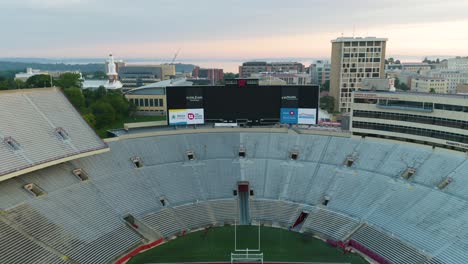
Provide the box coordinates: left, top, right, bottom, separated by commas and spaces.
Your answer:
169, 109, 204, 125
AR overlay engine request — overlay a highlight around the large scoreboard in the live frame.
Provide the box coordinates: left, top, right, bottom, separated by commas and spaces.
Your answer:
166, 80, 319, 125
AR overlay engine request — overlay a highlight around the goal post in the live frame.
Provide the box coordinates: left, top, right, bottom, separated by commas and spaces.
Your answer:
231, 221, 263, 263
231, 250, 264, 264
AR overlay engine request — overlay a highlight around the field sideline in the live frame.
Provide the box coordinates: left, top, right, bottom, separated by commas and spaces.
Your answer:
127, 226, 367, 264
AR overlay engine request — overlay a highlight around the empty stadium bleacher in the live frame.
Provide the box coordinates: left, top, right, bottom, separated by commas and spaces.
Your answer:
0, 130, 467, 263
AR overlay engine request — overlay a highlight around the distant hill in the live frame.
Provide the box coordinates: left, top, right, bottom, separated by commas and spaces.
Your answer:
0, 60, 197, 74
0, 61, 105, 72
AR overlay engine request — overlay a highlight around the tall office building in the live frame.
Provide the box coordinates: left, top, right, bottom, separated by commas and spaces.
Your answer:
330, 37, 387, 112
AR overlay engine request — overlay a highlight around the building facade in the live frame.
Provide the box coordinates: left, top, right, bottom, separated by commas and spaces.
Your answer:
251, 72, 311, 85
351, 91, 468, 152
192, 67, 224, 84
411, 77, 448, 94
239, 61, 305, 78
428, 69, 468, 94
310, 60, 331, 85
330, 37, 387, 112
118, 64, 175, 90
124, 78, 192, 115
448, 57, 468, 71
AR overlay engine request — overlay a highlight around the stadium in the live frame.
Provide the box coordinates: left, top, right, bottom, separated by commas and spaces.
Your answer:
1, 87, 468, 264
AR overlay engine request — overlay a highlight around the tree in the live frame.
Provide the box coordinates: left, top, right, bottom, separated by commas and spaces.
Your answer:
105, 91, 129, 117
320, 96, 335, 113
321, 80, 330, 91
55, 72, 82, 89
82, 113, 96, 127
25, 74, 52, 88
224, 72, 239, 79
395, 60, 401, 64
91, 101, 116, 128
63, 87, 86, 110
430, 88, 436, 93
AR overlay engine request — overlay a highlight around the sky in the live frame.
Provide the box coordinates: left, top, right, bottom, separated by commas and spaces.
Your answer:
1, 0, 468, 63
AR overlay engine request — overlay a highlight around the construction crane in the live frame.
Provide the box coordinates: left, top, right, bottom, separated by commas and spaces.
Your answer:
170, 48, 181, 64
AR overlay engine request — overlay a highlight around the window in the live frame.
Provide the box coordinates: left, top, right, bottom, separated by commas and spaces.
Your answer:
352, 121, 468, 144
250, 190, 254, 196
149, 99, 154, 107
159, 99, 164, 107
145, 99, 149, 107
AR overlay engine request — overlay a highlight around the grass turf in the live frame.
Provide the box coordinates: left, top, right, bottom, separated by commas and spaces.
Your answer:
127, 226, 367, 264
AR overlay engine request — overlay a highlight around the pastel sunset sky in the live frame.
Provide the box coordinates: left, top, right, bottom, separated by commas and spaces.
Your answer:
1, 0, 467, 61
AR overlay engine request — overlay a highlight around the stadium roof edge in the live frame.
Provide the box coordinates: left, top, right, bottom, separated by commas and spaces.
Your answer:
0, 147, 109, 182
103, 127, 351, 142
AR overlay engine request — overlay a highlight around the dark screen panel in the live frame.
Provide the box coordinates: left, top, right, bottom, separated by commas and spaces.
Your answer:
204, 86, 281, 121
166, 87, 188, 109
298, 86, 319, 108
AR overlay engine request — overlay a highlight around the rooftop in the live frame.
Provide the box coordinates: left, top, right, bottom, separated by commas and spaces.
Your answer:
331, 36, 388, 43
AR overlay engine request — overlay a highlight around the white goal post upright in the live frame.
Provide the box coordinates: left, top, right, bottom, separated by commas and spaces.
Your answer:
231, 221, 263, 264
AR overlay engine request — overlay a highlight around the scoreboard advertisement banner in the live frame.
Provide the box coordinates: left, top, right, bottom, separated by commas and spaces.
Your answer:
169, 108, 204, 125
297, 108, 317, 124
280, 108, 298, 124
280, 108, 317, 125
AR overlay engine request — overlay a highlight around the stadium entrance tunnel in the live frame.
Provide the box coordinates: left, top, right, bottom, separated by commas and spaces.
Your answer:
238, 182, 251, 225
124, 225, 368, 264
291, 212, 309, 230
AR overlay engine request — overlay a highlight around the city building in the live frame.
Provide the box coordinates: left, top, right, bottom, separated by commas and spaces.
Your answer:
361, 78, 395, 91
411, 77, 448, 94
119, 64, 175, 89
386, 63, 432, 75
448, 57, 468, 71
351, 91, 468, 152
251, 72, 311, 85
428, 69, 468, 94
330, 37, 387, 112
310, 60, 331, 85
239, 61, 305, 78
119, 65, 161, 89
124, 78, 192, 115
192, 67, 224, 84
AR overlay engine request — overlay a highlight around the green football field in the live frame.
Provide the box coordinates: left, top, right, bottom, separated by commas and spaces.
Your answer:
127, 226, 368, 264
